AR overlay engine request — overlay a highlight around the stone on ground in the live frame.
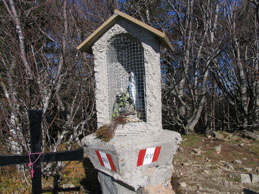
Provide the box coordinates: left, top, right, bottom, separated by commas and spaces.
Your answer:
251, 174, 259, 183
143, 183, 176, 194
240, 174, 251, 183
214, 145, 222, 154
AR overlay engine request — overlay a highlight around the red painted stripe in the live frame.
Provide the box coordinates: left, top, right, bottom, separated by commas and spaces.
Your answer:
95, 150, 104, 167
137, 149, 146, 166
152, 147, 161, 162
106, 154, 116, 172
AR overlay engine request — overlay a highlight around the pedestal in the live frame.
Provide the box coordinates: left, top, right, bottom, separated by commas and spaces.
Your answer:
81, 128, 181, 194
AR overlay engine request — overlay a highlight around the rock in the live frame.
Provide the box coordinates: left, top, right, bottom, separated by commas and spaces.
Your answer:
180, 182, 187, 188
205, 129, 215, 138
204, 170, 209, 174
251, 174, 259, 183
244, 168, 252, 172
178, 147, 184, 152
243, 130, 259, 140
63, 183, 75, 188
181, 162, 190, 166
224, 162, 234, 171
192, 148, 202, 155
213, 131, 225, 140
233, 160, 242, 164
239, 174, 259, 184
143, 183, 176, 194
239, 143, 244, 147
214, 145, 222, 154
240, 174, 251, 183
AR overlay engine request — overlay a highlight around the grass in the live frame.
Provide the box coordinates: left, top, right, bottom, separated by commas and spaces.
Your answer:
180, 134, 203, 148
247, 140, 259, 155
233, 175, 241, 183
0, 166, 30, 194
0, 161, 86, 194
61, 161, 85, 185
226, 174, 241, 183
206, 148, 219, 160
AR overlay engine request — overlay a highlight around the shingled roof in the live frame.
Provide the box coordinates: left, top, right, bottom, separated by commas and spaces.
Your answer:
77, 9, 173, 54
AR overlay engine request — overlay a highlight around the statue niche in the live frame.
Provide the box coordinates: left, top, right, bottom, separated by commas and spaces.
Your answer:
107, 34, 146, 121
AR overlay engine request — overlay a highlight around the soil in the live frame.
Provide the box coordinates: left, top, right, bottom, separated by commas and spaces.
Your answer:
171, 133, 259, 194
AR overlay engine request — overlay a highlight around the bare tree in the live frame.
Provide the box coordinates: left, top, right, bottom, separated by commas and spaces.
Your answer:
0, 0, 116, 182
118, 0, 225, 134
211, 0, 259, 130
114, 0, 259, 134
161, 0, 223, 133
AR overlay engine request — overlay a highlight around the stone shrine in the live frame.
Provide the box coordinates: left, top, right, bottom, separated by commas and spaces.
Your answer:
77, 10, 181, 194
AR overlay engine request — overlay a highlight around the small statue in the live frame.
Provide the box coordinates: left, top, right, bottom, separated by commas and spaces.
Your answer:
112, 91, 135, 119
128, 72, 137, 107
112, 72, 137, 119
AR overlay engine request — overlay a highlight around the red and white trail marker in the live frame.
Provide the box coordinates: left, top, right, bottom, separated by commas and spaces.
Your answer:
95, 150, 116, 172
137, 146, 161, 166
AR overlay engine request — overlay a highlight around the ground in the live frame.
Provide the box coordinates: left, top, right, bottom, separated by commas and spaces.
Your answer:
171, 132, 259, 194
0, 132, 258, 194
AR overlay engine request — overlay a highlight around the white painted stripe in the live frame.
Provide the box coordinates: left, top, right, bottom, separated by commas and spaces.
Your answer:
143, 147, 155, 165
99, 151, 111, 170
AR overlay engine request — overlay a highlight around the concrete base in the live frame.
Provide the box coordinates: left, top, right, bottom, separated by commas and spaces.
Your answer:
82, 128, 181, 193
98, 172, 175, 194
98, 172, 138, 194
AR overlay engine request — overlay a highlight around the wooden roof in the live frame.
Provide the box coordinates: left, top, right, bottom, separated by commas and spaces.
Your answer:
77, 10, 173, 54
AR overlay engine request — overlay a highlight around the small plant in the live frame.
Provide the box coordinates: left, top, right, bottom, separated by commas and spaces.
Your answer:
95, 116, 129, 142
233, 175, 240, 183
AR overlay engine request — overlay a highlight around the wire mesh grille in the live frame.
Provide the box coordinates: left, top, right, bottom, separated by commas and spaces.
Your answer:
107, 34, 146, 121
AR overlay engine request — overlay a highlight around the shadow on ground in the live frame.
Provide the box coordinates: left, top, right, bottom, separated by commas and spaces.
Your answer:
171, 174, 182, 194
80, 158, 102, 194
243, 189, 259, 194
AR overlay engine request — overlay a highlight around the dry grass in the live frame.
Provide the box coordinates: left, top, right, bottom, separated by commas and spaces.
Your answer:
0, 160, 86, 194
95, 116, 129, 142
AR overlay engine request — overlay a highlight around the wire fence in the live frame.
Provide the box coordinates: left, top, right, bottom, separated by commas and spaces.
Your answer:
107, 34, 146, 121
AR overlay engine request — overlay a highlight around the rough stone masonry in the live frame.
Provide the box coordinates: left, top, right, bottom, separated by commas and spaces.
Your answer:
78, 10, 181, 194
